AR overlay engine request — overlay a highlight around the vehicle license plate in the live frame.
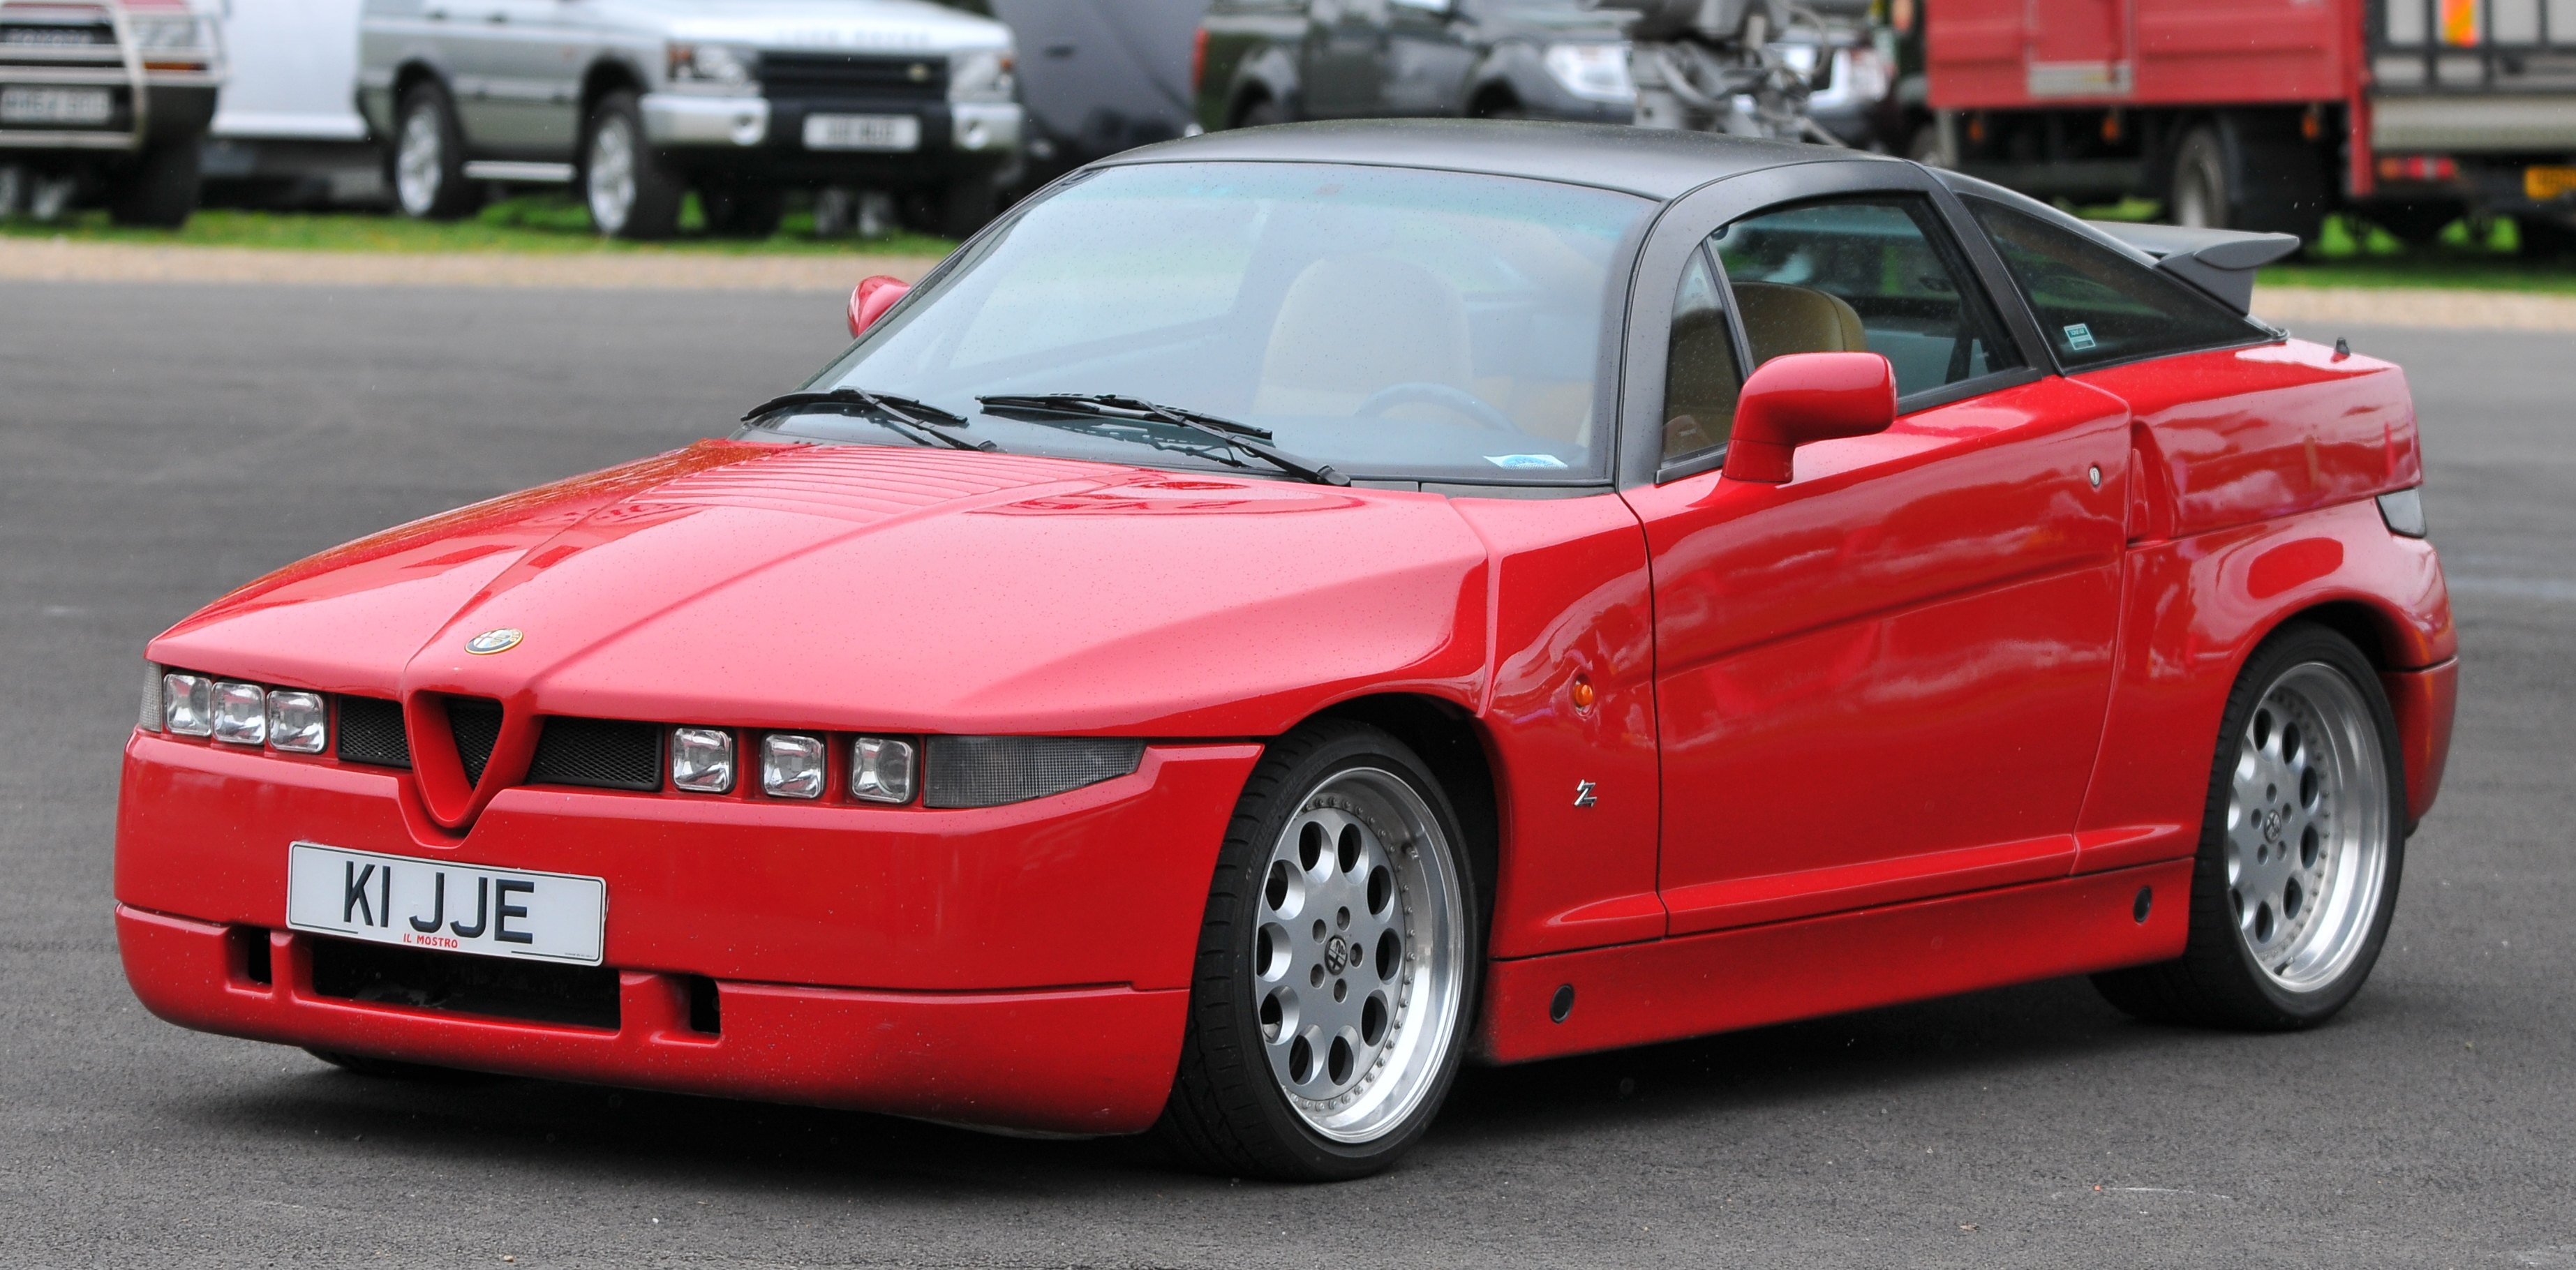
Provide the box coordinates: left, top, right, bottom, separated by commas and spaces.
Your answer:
285, 843, 606, 966
803, 112, 919, 152
0, 85, 112, 126
2525, 165, 2576, 200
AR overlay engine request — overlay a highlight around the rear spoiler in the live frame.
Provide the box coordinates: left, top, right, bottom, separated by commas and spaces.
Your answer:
2085, 222, 2301, 315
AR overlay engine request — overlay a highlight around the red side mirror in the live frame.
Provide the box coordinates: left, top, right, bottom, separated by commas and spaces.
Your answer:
1720, 352, 1898, 484
847, 274, 911, 338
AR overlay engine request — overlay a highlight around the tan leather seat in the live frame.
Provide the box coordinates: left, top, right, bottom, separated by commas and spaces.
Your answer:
1254, 255, 1474, 417
1662, 306, 1741, 458
1733, 281, 1868, 363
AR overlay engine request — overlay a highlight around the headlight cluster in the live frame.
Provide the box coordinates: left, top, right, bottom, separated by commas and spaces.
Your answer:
669, 728, 922, 802
665, 728, 1135, 808
948, 47, 1016, 102
127, 14, 210, 52
1544, 42, 1635, 105
144, 664, 329, 755
667, 41, 758, 90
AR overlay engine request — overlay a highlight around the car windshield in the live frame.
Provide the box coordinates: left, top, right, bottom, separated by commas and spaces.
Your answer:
759, 161, 1651, 484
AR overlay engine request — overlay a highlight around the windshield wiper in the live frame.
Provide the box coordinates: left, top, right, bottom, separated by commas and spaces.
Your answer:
976, 393, 1348, 486
740, 388, 995, 453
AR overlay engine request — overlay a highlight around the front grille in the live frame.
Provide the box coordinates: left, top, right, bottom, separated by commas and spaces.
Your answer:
335, 696, 411, 768
761, 52, 946, 101
307, 936, 620, 1031
527, 717, 662, 792
1, 22, 111, 45
446, 697, 503, 786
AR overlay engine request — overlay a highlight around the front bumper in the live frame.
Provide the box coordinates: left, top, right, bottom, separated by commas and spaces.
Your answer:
114, 731, 1260, 1133
640, 91, 1020, 177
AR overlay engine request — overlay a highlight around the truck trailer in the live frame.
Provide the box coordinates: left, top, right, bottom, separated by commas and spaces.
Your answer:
1908, 0, 2576, 253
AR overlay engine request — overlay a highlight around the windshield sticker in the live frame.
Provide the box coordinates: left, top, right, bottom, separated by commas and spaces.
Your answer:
1485, 454, 1569, 470
2063, 322, 2097, 352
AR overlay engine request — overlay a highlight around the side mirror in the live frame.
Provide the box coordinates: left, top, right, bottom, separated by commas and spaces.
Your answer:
847, 274, 911, 338
1720, 352, 1897, 484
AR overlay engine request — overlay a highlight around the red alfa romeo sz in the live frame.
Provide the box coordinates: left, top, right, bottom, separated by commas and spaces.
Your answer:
116, 121, 2457, 1181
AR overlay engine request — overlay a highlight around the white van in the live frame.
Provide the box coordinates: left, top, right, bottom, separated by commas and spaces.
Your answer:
200, 0, 385, 204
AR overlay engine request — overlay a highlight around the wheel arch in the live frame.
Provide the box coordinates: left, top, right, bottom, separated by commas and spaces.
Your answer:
1304, 693, 1501, 904
389, 58, 447, 110
579, 56, 648, 123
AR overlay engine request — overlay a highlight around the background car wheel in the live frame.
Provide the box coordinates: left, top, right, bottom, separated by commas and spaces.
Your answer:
701, 185, 786, 238
581, 91, 683, 240
390, 82, 480, 221
2093, 624, 2406, 1030
2166, 115, 2325, 245
2517, 215, 2576, 258
105, 141, 200, 228
1234, 96, 1288, 129
305, 1048, 489, 1083
2369, 201, 2466, 251
1158, 721, 1484, 1181
900, 173, 998, 239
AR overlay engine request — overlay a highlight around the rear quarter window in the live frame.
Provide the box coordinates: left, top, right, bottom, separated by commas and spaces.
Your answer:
1967, 199, 2268, 370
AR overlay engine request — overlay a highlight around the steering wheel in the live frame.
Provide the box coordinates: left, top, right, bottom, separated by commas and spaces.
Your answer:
1353, 382, 1524, 435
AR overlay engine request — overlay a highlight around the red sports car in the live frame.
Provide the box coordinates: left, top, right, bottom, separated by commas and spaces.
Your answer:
117, 121, 2456, 1181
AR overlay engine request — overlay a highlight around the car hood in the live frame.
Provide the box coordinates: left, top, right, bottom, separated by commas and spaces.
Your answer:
633, 0, 1012, 53
150, 441, 1491, 738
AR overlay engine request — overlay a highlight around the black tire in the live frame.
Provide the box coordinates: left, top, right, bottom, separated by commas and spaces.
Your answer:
579, 90, 683, 240
900, 172, 998, 239
105, 141, 200, 227
2166, 116, 2326, 246
701, 184, 786, 238
1234, 96, 1288, 130
305, 1047, 490, 1083
2092, 624, 2408, 1030
2517, 215, 2576, 259
389, 81, 479, 221
1157, 721, 1488, 1181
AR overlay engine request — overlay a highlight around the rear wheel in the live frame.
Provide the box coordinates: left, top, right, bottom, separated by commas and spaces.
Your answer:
2093, 625, 2406, 1029
581, 90, 683, 240
1234, 96, 1288, 130
106, 140, 199, 227
2168, 117, 2325, 246
1158, 722, 1483, 1181
390, 81, 479, 221
2518, 214, 2576, 258
2369, 201, 2465, 249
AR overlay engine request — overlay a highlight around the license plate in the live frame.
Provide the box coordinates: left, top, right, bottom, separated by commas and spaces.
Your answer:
2526, 165, 2576, 200
803, 112, 920, 152
0, 85, 112, 126
285, 843, 606, 966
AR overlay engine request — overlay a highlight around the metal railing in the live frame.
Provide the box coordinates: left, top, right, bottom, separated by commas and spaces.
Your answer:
2372, 0, 2576, 94
0, 0, 145, 149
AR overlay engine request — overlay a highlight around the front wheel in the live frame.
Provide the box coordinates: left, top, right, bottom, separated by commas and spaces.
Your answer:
107, 140, 200, 227
2094, 624, 2406, 1029
1159, 722, 1484, 1181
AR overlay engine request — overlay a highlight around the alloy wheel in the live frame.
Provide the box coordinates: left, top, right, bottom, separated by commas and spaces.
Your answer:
2225, 662, 2392, 992
586, 114, 639, 236
395, 105, 445, 217
1251, 766, 1465, 1144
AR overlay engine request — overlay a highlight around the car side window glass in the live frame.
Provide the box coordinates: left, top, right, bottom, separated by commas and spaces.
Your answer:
1711, 196, 2022, 399
1662, 246, 1741, 463
1967, 198, 2265, 369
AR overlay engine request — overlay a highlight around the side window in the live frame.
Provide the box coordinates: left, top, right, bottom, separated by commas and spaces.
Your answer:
1967, 198, 2265, 368
1712, 197, 2022, 398
1661, 246, 1741, 462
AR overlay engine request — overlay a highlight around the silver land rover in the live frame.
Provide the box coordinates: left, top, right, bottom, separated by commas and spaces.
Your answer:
357, 0, 1022, 239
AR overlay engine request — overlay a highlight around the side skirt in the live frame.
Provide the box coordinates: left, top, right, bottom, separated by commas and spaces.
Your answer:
1477, 860, 2191, 1064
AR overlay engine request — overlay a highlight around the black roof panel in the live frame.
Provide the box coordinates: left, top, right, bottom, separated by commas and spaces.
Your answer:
1092, 119, 1899, 202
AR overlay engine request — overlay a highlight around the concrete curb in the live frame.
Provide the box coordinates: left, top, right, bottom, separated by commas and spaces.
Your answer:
0, 237, 943, 292
2251, 285, 2576, 334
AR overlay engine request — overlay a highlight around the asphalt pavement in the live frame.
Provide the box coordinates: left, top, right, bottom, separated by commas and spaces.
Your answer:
3, 281, 2570, 1269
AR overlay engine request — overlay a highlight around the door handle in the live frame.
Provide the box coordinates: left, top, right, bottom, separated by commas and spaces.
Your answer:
486, 10, 508, 22
425, 6, 447, 18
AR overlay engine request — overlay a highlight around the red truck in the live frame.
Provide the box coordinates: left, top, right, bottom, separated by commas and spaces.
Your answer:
1906, 0, 2576, 253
